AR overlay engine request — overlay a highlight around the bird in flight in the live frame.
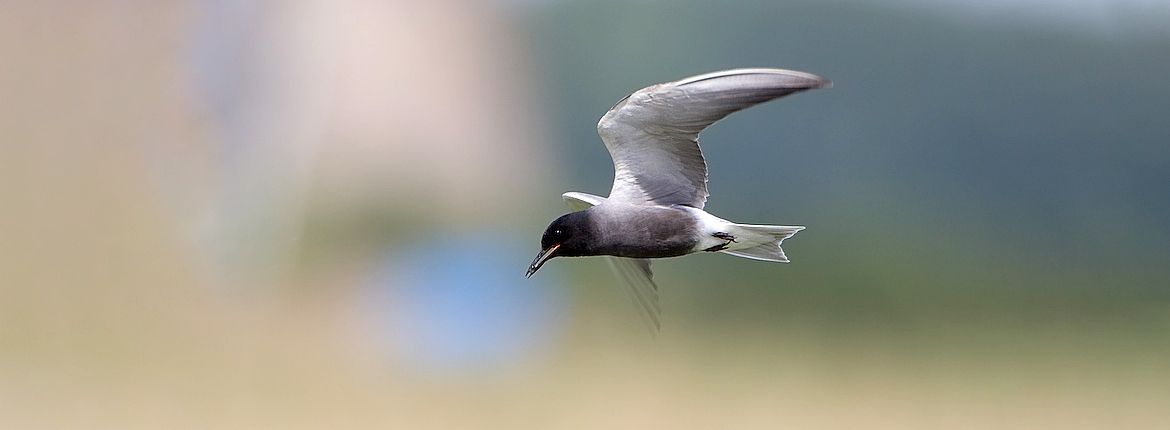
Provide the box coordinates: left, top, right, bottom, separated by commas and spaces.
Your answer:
526, 68, 830, 332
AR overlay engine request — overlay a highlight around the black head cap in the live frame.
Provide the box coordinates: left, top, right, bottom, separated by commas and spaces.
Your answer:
526, 211, 596, 277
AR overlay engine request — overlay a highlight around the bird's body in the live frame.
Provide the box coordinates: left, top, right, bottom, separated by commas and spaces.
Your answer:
581, 203, 700, 259
526, 68, 830, 331
569, 201, 803, 258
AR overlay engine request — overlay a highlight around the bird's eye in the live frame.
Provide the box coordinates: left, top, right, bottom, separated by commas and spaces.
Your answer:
554, 229, 563, 235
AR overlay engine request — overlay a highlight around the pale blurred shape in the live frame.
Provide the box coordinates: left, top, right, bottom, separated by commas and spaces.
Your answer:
186, 0, 551, 285
357, 234, 565, 374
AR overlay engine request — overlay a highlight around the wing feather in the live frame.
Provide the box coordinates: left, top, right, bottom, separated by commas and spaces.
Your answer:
597, 68, 830, 208
605, 257, 660, 334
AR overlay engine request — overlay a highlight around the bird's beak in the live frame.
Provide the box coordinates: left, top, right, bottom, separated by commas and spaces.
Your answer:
526, 244, 560, 278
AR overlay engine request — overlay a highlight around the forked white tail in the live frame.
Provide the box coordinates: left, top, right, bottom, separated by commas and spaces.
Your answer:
719, 223, 804, 262
682, 206, 803, 263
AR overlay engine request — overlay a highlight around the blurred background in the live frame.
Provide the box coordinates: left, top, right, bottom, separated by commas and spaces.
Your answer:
2, 0, 1169, 428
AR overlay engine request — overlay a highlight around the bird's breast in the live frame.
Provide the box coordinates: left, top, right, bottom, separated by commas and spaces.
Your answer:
590, 204, 700, 259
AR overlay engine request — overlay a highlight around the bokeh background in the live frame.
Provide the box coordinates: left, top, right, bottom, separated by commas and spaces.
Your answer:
3, 0, 1169, 428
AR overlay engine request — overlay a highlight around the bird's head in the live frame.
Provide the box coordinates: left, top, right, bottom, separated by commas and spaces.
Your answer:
526, 211, 594, 278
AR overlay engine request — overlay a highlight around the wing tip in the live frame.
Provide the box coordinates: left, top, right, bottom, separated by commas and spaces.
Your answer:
675, 67, 832, 90
605, 257, 662, 336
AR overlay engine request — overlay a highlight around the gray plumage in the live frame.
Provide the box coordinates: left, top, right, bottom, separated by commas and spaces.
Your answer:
530, 68, 830, 334
599, 68, 830, 209
564, 192, 667, 332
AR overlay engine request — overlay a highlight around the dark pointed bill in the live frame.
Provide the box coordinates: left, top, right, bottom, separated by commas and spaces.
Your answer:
525, 244, 560, 278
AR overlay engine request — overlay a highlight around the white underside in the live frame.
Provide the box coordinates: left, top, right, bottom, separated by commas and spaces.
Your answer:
677, 206, 805, 263
678, 206, 757, 252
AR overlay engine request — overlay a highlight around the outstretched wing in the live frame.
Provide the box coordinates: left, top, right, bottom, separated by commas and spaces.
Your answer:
605, 257, 660, 333
562, 192, 660, 334
597, 68, 830, 209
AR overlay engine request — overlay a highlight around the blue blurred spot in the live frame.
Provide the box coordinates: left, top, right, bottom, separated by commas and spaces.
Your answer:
359, 233, 566, 373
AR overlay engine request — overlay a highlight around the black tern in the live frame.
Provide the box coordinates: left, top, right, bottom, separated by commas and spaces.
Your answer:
526, 68, 830, 331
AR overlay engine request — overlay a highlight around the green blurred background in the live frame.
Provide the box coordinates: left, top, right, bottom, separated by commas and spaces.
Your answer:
2, 0, 1169, 428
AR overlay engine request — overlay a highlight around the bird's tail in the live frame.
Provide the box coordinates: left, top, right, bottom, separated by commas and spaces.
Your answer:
719, 224, 804, 263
